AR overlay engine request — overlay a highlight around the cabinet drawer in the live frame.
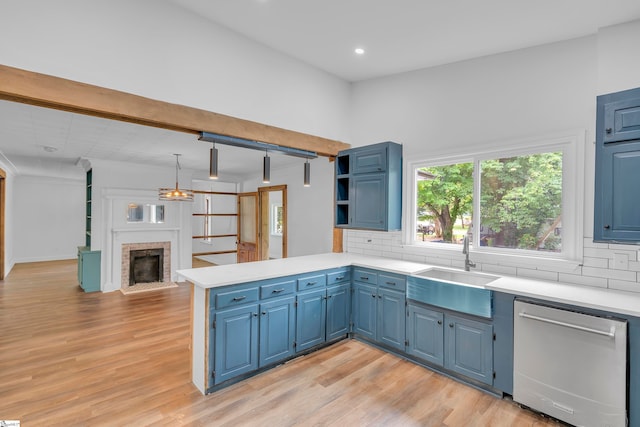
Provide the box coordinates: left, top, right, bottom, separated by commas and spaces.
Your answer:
296, 273, 327, 291
353, 268, 378, 285
215, 287, 259, 309
379, 273, 406, 291
327, 269, 350, 285
260, 280, 296, 299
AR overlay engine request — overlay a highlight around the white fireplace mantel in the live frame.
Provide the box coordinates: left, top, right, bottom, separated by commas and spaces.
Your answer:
99, 188, 192, 292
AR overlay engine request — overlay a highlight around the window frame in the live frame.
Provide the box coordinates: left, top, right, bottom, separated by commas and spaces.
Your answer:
404, 131, 585, 265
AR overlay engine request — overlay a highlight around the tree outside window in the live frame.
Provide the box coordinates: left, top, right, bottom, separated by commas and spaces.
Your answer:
415, 151, 562, 252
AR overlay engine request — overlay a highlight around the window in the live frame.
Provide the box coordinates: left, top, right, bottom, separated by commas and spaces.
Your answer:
408, 133, 583, 261
127, 203, 165, 224
271, 203, 283, 236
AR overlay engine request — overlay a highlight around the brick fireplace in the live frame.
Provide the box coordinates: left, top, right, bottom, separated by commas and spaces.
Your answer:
121, 241, 171, 291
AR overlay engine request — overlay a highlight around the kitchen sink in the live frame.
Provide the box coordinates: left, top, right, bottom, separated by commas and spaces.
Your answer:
414, 267, 498, 287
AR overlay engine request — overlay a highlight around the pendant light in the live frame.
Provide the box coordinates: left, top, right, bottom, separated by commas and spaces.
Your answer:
263, 150, 270, 183
158, 154, 194, 201
303, 158, 311, 187
209, 143, 218, 180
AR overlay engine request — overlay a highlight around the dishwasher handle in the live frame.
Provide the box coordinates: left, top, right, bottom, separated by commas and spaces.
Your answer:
518, 311, 616, 338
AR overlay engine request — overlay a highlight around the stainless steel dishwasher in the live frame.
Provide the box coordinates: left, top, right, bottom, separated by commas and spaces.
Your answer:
513, 300, 627, 427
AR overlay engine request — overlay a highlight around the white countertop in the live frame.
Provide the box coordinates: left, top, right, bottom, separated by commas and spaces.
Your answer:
177, 253, 640, 318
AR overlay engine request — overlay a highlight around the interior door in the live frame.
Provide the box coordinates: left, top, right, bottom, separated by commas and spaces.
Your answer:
258, 185, 287, 260
237, 192, 258, 263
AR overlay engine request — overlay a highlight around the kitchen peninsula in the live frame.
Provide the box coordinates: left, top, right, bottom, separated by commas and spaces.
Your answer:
178, 252, 640, 426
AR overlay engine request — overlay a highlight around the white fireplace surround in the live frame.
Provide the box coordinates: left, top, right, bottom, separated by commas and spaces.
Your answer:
100, 188, 192, 292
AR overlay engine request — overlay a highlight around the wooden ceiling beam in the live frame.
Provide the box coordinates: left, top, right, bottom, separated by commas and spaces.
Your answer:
0, 64, 350, 157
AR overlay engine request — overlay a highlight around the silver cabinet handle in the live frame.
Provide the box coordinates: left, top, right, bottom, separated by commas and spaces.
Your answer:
360, 276, 369, 280
232, 296, 246, 302
272, 288, 285, 293
385, 281, 396, 286
307, 281, 317, 286
335, 276, 344, 280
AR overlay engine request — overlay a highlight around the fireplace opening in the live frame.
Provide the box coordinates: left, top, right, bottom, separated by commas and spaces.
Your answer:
129, 248, 164, 286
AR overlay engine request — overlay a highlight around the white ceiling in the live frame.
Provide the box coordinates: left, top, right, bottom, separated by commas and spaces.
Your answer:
2, 0, 640, 179
169, 0, 640, 82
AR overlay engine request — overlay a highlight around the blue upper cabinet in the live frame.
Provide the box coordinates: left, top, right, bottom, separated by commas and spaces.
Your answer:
335, 141, 402, 231
595, 87, 640, 242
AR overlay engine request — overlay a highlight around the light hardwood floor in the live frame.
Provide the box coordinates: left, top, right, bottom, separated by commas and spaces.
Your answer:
0, 260, 562, 426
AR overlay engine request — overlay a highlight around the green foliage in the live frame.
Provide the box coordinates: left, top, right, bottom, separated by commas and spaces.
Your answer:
417, 163, 473, 242
480, 152, 562, 251
415, 152, 562, 251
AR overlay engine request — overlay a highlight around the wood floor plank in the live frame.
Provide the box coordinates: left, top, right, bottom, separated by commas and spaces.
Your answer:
0, 260, 562, 426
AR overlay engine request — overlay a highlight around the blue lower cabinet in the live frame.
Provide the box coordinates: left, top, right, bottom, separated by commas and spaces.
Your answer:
445, 314, 493, 384
296, 288, 327, 352
214, 304, 259, 384
377, 288, 405, 351
353, 275, 405, 350
259, 296, 296, 366
407, 304, 444, 366
327, 283, 351, 340
352, 282, 377, 340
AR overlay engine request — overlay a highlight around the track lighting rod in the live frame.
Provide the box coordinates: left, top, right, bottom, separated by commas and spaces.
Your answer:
199, 132, 317, 159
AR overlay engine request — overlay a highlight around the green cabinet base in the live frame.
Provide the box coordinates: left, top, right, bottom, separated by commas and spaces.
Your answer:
77, 246, 100, 292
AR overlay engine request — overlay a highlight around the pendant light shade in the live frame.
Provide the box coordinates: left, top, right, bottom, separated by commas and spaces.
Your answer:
209, 145, 218, 180
158, 154, 194, 202
303, 159, 311, 187
263, 151, 270, 183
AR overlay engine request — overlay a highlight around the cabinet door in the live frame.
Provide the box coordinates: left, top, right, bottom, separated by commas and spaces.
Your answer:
295, 288, 327, 352
214, 304, 259, 384
352, 283, 377, 340
327, 284, 350, 341
351, 174, 386, 230
444, 314, 493, 385
259, 297, 295, 367
407, 304, 444, 366
603, 96, 640, 143
352, 145, 387, 174
596, 140, 640, 241
377, 287, 405, 351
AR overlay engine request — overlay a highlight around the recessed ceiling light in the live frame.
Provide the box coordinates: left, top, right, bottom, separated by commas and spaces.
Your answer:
43, 146, 58, 153
354, 48, 365, 55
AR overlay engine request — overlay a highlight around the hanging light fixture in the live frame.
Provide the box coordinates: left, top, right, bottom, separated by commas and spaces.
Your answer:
209, 143, 218, 180
263, 150, 270, 183
303, 158, 311, 187
158, 154, 194, 202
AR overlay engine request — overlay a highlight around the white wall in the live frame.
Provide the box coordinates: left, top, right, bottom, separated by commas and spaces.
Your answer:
0, 159, 16, 275
12, 174, 85, 263
346, 25, 640, 294
597, 19, 640, 95
0, 0, 351, 143
241, 157, 334, 257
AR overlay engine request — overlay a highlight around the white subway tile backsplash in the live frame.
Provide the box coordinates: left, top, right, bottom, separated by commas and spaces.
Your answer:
583, 239, 609, 249
481, 264, 517, 276
608, 243, 640, 251
582, 256, 609, 269
583, 247, 611, 258
558, 273, 608, 288
345, 230, 637, 292
582, 266, 637, 281
516, 268, 559, 282
402, 253, 428, 263
608, 279, 640, 293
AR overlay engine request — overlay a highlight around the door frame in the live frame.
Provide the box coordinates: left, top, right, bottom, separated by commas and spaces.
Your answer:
0, 168, 4, 279
258, 185, 287, 260
237, 192, 259, 263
